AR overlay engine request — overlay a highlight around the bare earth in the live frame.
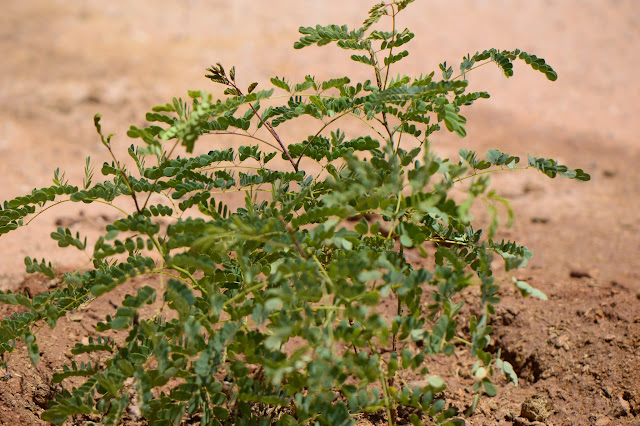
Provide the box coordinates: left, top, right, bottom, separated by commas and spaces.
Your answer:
0, 1, 639, 425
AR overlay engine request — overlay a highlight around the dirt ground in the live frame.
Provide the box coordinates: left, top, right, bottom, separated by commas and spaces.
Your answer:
0, 1, 639, 424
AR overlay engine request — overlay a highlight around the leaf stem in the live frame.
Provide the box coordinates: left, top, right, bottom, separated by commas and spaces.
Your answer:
203, 130, 283, 153
454, 336, 472, 346
105, 145, 141, 214
142, 139, 181, 210
25, 199, 128, 226
368, 46, 395, 149
451, 60, 493, 81
382, 3, 397, 89
310, 253, 338, 343
369, 339, 396, 426
294, 111, 352, 171
223, 281, 265, 308
167, 264, 208, 296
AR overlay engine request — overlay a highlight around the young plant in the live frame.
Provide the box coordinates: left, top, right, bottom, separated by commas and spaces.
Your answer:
0, 1, 588, 425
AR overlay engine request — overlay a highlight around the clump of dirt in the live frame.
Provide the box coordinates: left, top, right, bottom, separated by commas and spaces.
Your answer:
440, 274, 640, 425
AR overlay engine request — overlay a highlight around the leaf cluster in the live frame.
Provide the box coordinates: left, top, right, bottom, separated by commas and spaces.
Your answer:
0, 1, 588, 425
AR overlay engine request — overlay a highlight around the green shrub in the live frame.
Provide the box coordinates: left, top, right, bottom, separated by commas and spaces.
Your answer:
0, 1, 588, 424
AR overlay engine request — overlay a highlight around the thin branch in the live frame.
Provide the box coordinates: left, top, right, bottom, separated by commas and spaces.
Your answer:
227, 81, 298, 171
294, 111, 352, 171
451, 60, 493, 81
204, 130, 283, 153
104, 143, 141, 213
277, 214, 307, 259
368, 47, 395, 147
25, 199, 128, 226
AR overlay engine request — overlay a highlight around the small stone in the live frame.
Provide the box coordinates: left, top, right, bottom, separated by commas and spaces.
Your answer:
513, 417, 531, 426
570, 270, 591, 279
531, 217, 550, 224
553, 334, 571, 350
609, 396, 630, 418
69, 312, 84, 322
127, 404, 142, 419
48, 278, 62, 289
514, 418, 546, 426
604, 335, 616, 343
622, 390, 634, 401
610, 280, 626, 289
521, 395, 554, 422
595, 417, 612, 425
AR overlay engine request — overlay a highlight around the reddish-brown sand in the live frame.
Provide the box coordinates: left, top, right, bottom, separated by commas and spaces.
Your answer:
0, 1, 638, 424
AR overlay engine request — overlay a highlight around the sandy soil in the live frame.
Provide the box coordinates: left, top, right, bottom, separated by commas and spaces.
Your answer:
0, 1, 639, 424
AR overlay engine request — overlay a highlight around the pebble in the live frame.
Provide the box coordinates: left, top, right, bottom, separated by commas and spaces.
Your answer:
553, 334, 571, 350
513, 417, 546, 426
531, 217, 550, 224
570, 270, 591, 279
609, 396, 630, 418
520, 395, 554, 422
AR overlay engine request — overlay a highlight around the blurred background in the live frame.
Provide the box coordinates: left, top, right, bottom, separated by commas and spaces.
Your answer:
0, 0, 638, 288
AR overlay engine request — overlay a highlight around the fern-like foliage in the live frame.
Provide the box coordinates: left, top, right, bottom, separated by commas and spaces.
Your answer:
0, 2, 590, 425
